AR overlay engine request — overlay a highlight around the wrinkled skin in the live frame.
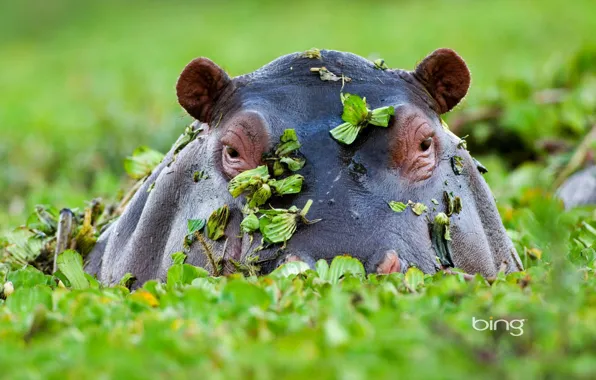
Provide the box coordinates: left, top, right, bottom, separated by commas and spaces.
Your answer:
86, 49, 523, 287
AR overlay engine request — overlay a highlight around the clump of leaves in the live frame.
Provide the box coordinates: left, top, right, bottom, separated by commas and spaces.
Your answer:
207, 205, 229, 241
124, 146, 164, 180
301, 48, 321, 59
267, 129, 306, 176
330, 93, 395, 145
228, 165, 304, 210
443, 191, 463, 216
310, 67, 351, 83
2, 200, 109, 275
258, 200, 320, 245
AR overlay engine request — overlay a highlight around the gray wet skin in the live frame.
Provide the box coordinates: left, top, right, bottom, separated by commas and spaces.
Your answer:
86, 49, 523, 286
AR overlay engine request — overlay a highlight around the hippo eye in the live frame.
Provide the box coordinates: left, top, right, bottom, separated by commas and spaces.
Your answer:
225, 146, 240, 159
420, 137, 433, 151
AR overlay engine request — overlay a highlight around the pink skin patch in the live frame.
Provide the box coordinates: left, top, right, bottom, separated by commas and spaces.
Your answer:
376, 250, 401, 274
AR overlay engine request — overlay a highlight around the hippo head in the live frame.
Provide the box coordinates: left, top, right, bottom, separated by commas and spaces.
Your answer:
173, 48, 522, 276
87, 49, 522, 286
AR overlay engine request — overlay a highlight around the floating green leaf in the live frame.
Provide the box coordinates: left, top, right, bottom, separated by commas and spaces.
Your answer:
207, 205, 230, 241
326, 255, 365, 284
171, 252, 187, 265
388, 201, 408, 213
404, 267, 425, 290
118, 273, 135, 288
56, 250, 89, 290
270, 261, 311, 278
124, 146, 164, 180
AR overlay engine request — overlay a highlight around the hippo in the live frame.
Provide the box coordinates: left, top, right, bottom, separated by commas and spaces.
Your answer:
86, 48, 523, 286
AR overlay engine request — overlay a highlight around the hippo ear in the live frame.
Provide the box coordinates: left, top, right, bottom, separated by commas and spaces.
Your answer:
413, 49, 471, 114
176, 57, 232, 123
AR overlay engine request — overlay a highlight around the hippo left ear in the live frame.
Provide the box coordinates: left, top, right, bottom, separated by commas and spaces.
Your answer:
176, 57, 232, 123
413, 49, 471, 114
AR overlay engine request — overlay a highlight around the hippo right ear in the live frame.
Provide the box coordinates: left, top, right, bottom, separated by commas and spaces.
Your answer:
413, 49, 471, 114
176, 58, 232, 123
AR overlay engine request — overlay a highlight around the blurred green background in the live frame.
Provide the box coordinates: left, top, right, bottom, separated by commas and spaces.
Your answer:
1, 0, 595, 230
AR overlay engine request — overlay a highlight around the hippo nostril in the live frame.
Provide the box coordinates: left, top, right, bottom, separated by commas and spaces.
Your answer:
372, 250, 406, 274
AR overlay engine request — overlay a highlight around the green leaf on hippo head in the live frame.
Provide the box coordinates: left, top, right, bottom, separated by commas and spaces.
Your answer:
280, 156, 306, 172
411, 202, 428, 216
228, 165, 270, 198
124, 146, 164, 180
272, 160, 286, 176
301, 48, 321, 59
187, 219, 205, 235
270, 261, 311, 278
451, 156, 464, 175
388, 201, 408, 213
56, 250, 89, 290
269, 175, 304, 195
7, 266, 54, 289
207, 205, 230, 241
327, 255, 365, 284
240, 213, 260, 234
330, 122, 362, 145
276, 129, 302, 156
248, 183, 272, 209
453, 197, 463, 214
405, 267, 425, 290
369, 106, 395, 127
434, 212, 452, 241
171, 252, 187, 265
373, 58, 389, 70
341, 93, 369, 126
431, 198, 439, 205
260, 212, 299, 244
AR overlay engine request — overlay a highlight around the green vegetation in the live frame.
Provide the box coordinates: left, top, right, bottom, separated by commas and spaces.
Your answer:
1, 0, 596, 378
